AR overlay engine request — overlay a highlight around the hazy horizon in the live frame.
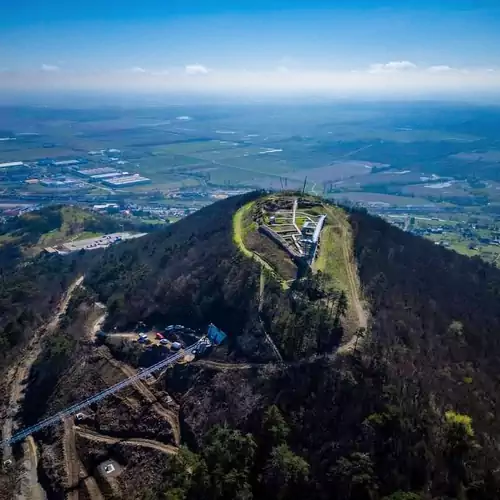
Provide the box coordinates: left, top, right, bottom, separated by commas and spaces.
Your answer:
2, 1, 500, 97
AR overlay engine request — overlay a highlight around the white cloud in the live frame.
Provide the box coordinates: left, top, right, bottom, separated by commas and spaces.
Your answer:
368, 61, 417, 73
185, 64, 210, 75
128, 67, 171, 76
427, 65, 453, 73
3, 62, 500, 98
41, 64, 60, 72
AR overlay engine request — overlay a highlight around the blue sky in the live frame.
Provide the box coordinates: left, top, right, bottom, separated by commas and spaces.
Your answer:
2, 0, 500, 96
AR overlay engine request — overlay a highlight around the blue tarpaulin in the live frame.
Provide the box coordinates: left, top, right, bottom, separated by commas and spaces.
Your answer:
208, 324, 227, 345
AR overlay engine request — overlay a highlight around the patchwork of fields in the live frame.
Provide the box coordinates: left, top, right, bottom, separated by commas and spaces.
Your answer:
1, 102, 500, 211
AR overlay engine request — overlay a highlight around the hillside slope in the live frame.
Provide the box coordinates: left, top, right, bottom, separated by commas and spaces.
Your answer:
85, 192, 266, 356
82, 192, 500, 498
0, 204, 154, 268
3, 193, 500, 499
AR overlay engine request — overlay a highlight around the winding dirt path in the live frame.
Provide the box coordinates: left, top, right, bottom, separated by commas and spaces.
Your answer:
335, 221, 369, 355
3, 277, 84, 459
339, 223, 368, 331
86, 311, 107, 342
315, 206, 369, 355
2, 276, 84, 500
194, 360, 255, 371
74, 427, 178, 456
99, 351, 181, 445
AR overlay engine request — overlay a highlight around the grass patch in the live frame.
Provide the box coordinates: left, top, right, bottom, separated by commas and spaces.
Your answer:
295, 216, 307, 229
313, 222, 349, 291
0, 234, 17, 244
73, 231, 103, 240
233, 202, 256, 259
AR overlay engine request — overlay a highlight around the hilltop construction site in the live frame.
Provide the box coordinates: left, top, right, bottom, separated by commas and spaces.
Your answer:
256, 196, 327, 266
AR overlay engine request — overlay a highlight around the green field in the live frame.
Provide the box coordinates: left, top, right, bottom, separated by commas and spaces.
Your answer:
153, 140, 240, 156
313, 206, 351, 292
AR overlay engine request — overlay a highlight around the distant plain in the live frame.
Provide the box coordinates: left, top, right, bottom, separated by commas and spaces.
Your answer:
1, 101, 500, 209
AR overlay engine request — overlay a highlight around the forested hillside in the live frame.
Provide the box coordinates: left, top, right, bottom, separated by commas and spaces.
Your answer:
0, 203, 152, 370
83, 194, 500, 498
4, 193, 500, 500
0, 254, 84, 367
85, 192, 264, 352
0, 204, 154, 269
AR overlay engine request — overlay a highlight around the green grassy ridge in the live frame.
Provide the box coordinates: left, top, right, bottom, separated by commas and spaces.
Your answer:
233, 193, 357, 295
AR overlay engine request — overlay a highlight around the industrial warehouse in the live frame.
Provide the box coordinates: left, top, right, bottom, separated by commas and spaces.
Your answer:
75, 167, 151, 186
0, 149, 151, 196
102, 174, 151, 187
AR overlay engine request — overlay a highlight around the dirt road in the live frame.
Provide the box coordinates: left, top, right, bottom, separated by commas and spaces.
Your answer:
13, 437, 47, 500
2, 276, 84, 500
74, 427, 178, 456
87, 311, 107, 342
3, 276, 84, 462
336, 222, 369, 355
314, 206, 368, 355
99, 351, 181, 445
340, 224, 368, 331
194, 360, 254, 371
63, 418, 80, 500
63, 417, 105, 500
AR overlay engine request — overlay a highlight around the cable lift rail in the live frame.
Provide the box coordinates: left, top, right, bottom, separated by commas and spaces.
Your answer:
2, 339, 203, 447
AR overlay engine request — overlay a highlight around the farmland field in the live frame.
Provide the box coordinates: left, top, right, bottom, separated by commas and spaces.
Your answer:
1, 100, 500, 212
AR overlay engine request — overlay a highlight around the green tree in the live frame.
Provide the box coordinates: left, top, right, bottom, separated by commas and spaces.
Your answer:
163, 488, 188, 500
335, 290, 349, 327
262, 444, 309, 500
331, 452, 377, 500
262, 405, 290, 447
203, 425, 257, 500
161, 448, 209, 500
444, 411, 475, 500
